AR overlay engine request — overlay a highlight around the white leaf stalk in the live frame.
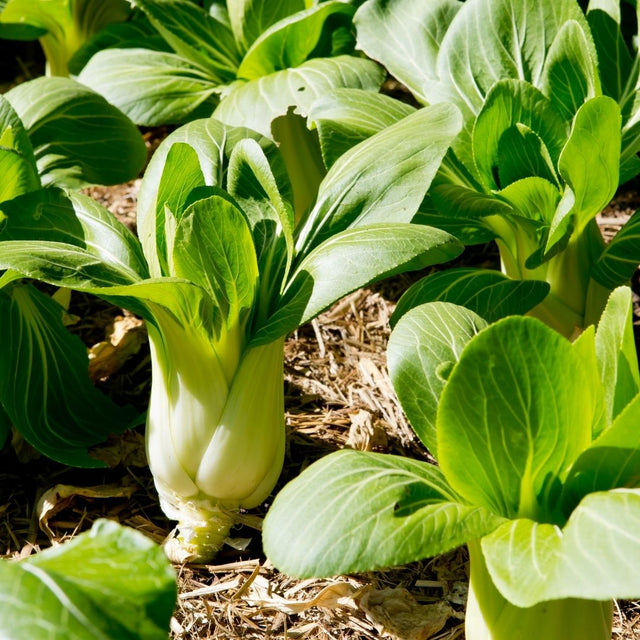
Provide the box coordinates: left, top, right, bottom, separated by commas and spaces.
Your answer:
146, 308, 285, 562
466, 541, 613, 640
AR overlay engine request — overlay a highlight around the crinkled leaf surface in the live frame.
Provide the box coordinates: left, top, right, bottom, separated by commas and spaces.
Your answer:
388, 301, 487, 455
0, 519, 176, 640
263, 449, 502, 577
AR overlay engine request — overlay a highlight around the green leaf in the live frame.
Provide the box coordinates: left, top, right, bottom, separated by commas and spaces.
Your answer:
172, 194, 259, 334
78, 49, 220, 126
263, 449, 502, 577
482, 489, 640, 606
472, 80, 568, 190
496, 176, 561, 225
496, 125, 559, 188
392, 269, 550, 327
430, 183, 514, 220
539, 20, 600, 121
438, 317, 599, 521
0, 519, 176, 640
226, 0, 305, 51
5, 77, 147, 188
134, 0, 241, 82
212, 55, 385, 137
388, 301, 488, 455
296, 103, 463, 253
591, 209, 640, 288
0, 283, 139, 467
594, 286, 640, 423
0, 96, 40, 202
309, 88, 415, 167
237, 1, 355, 80
254, 223, 462, 344
556, 96, 621, 235
0, 189, 148, 281
354, 0, 463, 105
563, 392, 640, 511
587, 6, 634, 103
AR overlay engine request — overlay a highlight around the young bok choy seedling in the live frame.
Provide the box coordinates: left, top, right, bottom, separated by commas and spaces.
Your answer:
263, 286, 640, 640
0, 105, 464, 562
312, 0, 640, 337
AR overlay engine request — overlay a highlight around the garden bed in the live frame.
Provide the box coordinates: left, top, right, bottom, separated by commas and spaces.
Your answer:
2, 165, 640, 640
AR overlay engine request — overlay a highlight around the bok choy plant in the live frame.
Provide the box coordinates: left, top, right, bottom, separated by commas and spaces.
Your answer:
75, 0, 384, 135
0, 0, 132, 76
312, 0, 640, 337
263, 286, 640, 640
0, 104, 464, 561
0, 75, 146, 465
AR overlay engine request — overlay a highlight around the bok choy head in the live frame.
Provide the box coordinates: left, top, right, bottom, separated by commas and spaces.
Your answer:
0, 105, 464, 561
263, 286, 640, 640
314, 0, 640, 337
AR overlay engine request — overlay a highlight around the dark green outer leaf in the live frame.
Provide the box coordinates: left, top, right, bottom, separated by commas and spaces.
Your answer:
388, 301, 488, 455
5, 77, 147, 188
0, 189, 148, 281
263, 449, 502, 578
392, 269, 550, 327
592, 209, 640, 289
0, 284, 139, 467
0, 519, 176, 640
68, 18, 171, 75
